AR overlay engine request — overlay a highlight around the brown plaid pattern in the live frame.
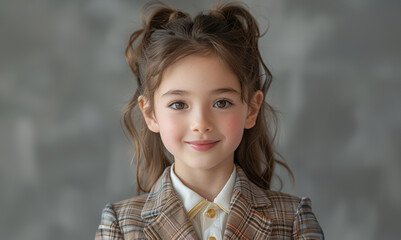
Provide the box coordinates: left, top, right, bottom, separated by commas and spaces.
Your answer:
95, 165, 324, 239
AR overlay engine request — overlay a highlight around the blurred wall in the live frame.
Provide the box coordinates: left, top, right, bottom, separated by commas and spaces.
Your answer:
1, 0, 400, 239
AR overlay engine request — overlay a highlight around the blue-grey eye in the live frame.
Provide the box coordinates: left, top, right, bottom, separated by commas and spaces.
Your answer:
170, 102, 188, 110
214, 100, 232, 109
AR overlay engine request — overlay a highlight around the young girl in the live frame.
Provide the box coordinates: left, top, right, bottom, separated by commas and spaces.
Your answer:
96, 1, 324, 239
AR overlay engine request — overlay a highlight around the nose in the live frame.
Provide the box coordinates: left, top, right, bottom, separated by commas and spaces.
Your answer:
190, 108, 213, 133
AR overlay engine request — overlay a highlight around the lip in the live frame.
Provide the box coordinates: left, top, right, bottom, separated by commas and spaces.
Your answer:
185, 140, 220, 152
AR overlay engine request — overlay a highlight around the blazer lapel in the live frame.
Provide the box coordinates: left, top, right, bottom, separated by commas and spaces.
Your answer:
224, 166, 272, 240
141, 166, 199, 240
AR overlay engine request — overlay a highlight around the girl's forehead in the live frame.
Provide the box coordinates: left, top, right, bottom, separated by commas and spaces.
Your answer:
157, 54, 241, 93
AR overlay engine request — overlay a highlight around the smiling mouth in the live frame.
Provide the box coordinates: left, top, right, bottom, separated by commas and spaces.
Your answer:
185, 140, 220, 152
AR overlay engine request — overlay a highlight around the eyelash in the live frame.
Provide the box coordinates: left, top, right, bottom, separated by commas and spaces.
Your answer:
168, 99, 233, 110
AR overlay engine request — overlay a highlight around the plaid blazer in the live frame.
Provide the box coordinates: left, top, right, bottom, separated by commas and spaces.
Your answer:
95, 165, 324, 239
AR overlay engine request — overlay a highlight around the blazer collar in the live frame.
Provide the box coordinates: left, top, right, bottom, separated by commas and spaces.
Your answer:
141, 164, 272, 239
224, 165, 273, 239
141, 166, 199, 239
231, 165, 272, 208
140, 167, 175, 219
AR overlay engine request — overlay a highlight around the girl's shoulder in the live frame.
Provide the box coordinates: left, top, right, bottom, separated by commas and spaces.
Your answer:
96, 194, 151, 238
248, 177, 316, 213
265, 189, 300, 199
252, 189, 324, 238
264, 189, 314, 214
265, 189, 302, 206
105, 193, 149, 219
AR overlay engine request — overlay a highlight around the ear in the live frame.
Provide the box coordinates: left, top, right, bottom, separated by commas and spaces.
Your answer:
138, 95, 160, 133
244, 90, 264, 129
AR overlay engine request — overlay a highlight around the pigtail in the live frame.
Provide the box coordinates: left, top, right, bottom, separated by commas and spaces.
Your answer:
210, 2, 294, 190
122, 2, 189, 195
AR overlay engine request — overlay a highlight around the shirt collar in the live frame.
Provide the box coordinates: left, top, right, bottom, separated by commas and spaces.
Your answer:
170, 163, 236, 215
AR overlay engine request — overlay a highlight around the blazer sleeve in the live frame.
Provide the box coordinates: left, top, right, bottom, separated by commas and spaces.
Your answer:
95, 203, 124, 240
292, 197, 325, 240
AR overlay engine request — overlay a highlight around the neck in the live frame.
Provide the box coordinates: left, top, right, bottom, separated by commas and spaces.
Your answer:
173, 161, 234, 201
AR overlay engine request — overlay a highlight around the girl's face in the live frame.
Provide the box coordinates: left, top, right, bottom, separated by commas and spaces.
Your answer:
140, 54, 263, 175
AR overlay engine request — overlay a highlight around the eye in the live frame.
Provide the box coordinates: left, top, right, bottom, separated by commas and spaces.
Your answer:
169, 102, 188, 110
213, 99, 232, 109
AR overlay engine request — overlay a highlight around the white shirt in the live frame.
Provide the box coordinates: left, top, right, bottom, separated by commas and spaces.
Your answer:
170, 164, 236, 240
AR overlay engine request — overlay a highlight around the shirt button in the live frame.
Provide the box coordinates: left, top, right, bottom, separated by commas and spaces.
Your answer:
207, 237, 216, 240
205, 208, 216, 218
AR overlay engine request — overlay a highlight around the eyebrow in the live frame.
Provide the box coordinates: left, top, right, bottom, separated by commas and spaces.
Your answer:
161, 88, 240, 97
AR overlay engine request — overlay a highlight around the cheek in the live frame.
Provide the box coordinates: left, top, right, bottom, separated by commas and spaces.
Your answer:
157, 113, 185, 151
221, 114, 246, 148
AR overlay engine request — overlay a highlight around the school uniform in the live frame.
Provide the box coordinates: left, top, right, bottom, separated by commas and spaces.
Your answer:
95, 164, 324, 239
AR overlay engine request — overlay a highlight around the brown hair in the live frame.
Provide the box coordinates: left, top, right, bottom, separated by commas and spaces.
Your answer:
122, 1, 293, 195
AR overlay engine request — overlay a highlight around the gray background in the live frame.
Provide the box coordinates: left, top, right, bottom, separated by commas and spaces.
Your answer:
1, 0, 400, 239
